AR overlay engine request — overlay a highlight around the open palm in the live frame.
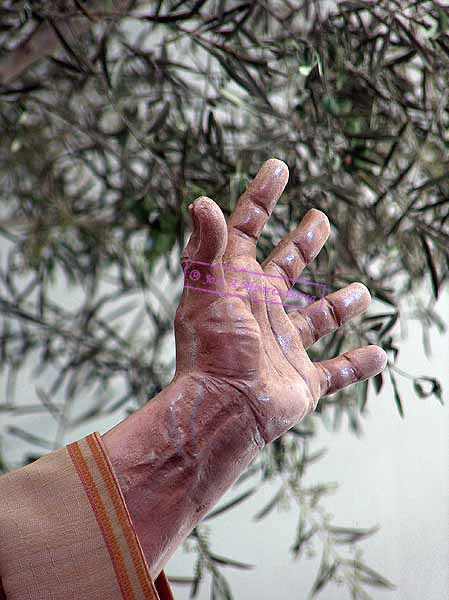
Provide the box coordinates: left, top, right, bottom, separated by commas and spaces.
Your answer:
174, 159, 386, 445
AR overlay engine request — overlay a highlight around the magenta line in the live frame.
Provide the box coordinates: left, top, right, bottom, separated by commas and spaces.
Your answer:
182, 259, 327, 291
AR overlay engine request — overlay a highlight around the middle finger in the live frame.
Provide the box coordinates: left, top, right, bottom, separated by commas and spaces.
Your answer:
261, 208, 330, 293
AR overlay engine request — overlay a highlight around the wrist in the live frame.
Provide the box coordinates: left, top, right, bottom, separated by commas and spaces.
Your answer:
102, 372, 264, 577
103, 372, 265, 472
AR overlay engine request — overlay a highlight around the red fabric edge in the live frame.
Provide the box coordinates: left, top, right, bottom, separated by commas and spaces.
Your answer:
155, 571, 176, 600
0, 576, 6, 600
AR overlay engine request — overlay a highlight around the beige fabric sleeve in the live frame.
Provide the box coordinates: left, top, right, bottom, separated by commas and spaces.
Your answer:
0, 432, 175, 600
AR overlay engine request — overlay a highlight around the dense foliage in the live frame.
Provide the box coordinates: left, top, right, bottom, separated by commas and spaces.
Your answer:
0, 1, 447, 597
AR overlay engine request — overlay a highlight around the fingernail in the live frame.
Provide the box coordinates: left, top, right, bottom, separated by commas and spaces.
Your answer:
189, 201, 200, 234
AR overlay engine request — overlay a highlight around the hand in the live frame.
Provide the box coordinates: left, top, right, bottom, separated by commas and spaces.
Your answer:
174, 158, 386, 444
102, 158, 388, 577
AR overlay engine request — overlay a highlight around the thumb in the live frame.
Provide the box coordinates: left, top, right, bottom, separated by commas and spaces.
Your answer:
185, 196, 228, 264
181, 197, 228, 306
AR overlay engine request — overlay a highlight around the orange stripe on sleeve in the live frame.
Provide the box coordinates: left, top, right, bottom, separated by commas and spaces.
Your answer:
67, 440, 136, 600
87, 433, 160, 599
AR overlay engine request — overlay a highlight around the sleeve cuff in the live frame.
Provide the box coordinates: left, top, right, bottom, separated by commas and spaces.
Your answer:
0, 432, 175, 600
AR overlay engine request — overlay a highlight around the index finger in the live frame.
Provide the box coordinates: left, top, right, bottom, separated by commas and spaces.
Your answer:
225, 158, 289, 260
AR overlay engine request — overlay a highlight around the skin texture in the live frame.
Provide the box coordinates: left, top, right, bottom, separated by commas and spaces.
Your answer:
102, 158, 387, 579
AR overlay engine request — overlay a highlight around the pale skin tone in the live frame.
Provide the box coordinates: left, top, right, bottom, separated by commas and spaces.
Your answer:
102, 158, 387, 579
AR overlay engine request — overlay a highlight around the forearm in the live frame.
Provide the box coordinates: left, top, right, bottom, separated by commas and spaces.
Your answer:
102, 373, 265, 579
